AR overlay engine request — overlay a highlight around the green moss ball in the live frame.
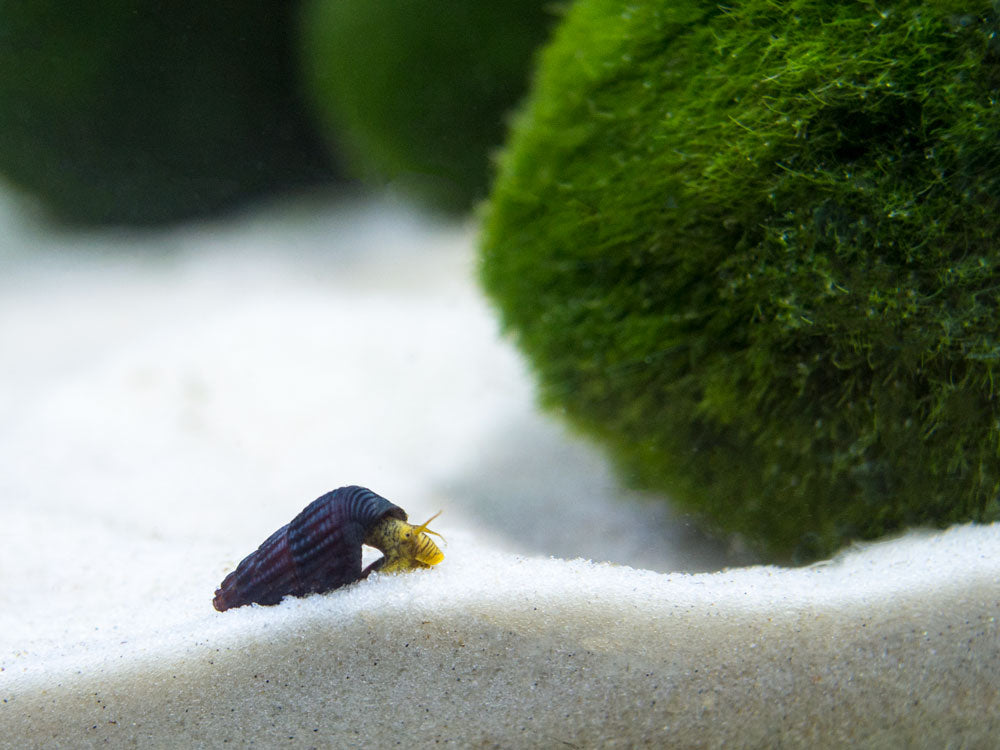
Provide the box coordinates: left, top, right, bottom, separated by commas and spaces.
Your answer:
297, 0, 555, 213
481, 0, 1000, 560
0, 1, 337, 225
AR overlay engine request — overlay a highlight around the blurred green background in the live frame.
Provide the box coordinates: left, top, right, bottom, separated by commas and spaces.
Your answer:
0, 0, 555, 224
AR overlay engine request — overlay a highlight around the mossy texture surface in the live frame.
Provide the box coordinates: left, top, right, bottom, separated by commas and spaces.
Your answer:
481, 0, 1000, 560
298, 0, 555, 213
0, 1, 337, 225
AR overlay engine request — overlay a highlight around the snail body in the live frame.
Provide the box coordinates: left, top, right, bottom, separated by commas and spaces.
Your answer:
212, 485, 443, 611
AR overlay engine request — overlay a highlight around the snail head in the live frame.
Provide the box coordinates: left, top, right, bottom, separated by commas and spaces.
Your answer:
364, 511, 445, 573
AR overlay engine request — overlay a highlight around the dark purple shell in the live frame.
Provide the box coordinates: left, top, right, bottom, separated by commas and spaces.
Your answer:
212, 485, 406, 611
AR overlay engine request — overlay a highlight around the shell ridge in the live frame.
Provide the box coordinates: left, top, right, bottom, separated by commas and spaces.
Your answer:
214, 524, 298, 609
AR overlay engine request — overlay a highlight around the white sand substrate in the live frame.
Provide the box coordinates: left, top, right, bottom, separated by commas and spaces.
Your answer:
0, 192, 997, 748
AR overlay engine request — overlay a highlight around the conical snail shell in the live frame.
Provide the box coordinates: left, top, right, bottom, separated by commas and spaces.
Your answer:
212, 485, 407, 611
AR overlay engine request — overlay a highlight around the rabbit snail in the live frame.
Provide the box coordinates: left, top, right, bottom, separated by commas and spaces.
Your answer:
212, 485, 444, 611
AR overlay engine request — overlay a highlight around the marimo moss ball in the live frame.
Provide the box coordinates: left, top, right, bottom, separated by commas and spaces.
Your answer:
481, 0, 1000, 560
298, 0, 555, 213
0, 1, 337, 225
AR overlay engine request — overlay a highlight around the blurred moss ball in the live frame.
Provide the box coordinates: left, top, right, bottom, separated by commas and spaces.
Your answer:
481, 0, 1000, 560
0, 1, 338, 225
297, 0, 556, 213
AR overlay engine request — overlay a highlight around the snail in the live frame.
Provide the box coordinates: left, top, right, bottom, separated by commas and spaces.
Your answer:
212, 485, 444, 611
